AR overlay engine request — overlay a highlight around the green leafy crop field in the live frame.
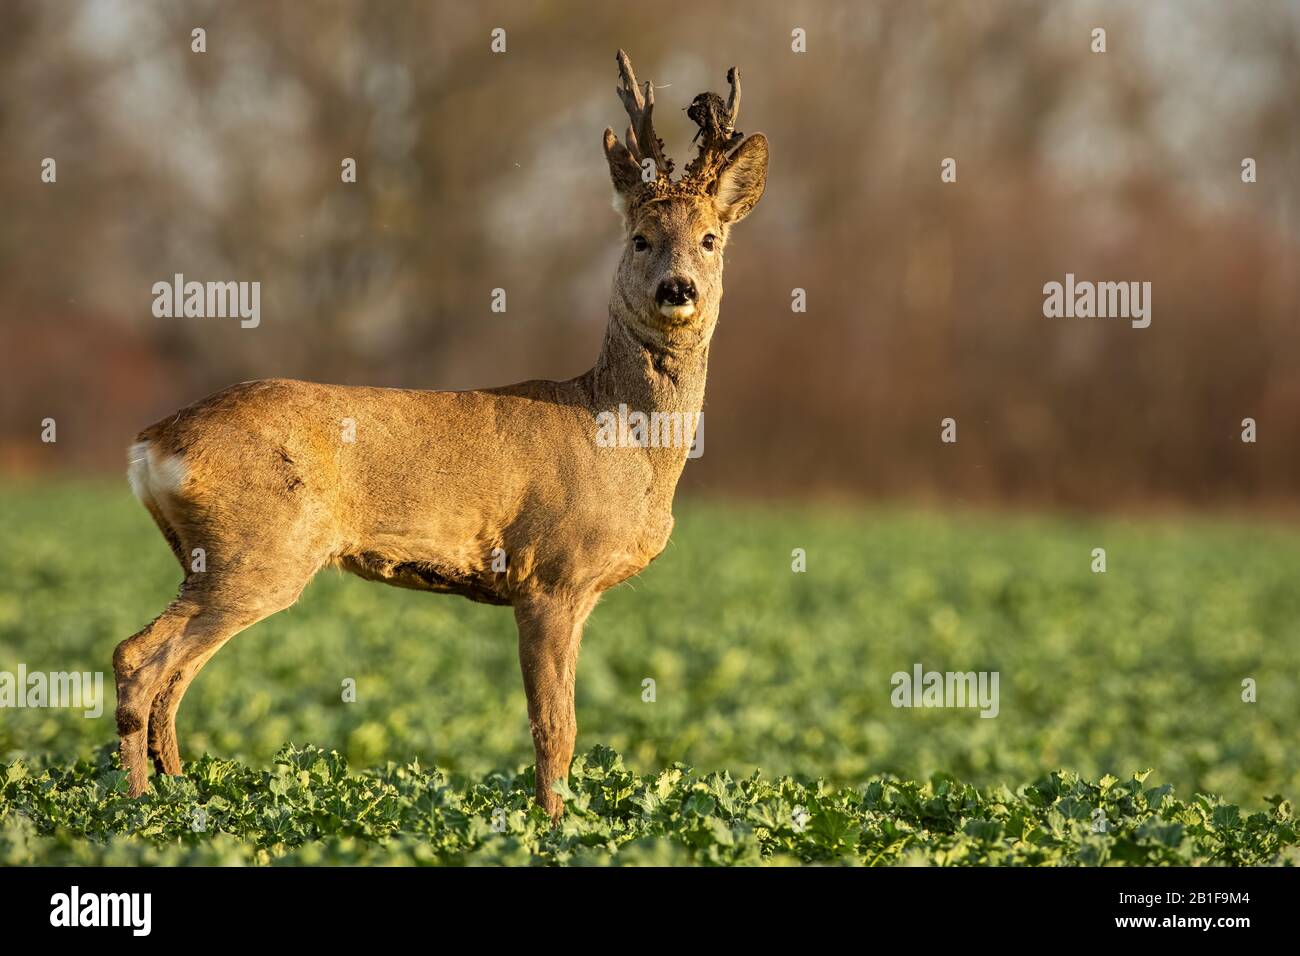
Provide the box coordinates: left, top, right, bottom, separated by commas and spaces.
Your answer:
1, 483, 1297, 865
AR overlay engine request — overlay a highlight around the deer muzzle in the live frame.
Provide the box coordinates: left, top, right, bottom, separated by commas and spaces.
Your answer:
656, 276, 697, 319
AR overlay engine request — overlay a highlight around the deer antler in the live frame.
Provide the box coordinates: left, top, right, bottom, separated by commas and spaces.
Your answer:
615, 49, 674, 180
684, 65, 743, 186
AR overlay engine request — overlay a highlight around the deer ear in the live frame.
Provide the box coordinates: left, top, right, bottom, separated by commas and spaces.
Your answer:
714, 133, 768, 224
603, 128, 642, 220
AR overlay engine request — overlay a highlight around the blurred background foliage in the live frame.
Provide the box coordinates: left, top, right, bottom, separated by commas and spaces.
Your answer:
0, 0, 1296, 510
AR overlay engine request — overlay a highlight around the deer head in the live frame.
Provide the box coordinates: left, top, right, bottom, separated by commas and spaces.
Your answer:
603, 50, 769, 352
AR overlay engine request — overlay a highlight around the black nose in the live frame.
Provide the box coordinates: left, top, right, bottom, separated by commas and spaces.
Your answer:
655, 276, 697, 306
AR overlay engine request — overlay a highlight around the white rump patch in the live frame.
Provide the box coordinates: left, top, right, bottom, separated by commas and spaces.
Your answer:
126, 442, 150, 501
126, 440, 187, 502
658, 302, 696, 321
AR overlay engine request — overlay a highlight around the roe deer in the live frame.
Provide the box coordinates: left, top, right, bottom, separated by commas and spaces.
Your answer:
116, 50, 768, 819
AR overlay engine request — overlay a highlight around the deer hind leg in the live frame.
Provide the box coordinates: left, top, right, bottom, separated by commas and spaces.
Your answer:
114, 599, 199, 796
514, 591, 597, 822
147, 640, 225, 776
144, 609, 256, 777
116, 574, 313, 796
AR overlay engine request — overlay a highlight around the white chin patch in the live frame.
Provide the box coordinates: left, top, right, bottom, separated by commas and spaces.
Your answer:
658, 302, 696, 321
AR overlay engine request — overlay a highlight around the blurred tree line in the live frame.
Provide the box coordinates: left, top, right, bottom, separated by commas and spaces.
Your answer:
1, 0, 1296, 511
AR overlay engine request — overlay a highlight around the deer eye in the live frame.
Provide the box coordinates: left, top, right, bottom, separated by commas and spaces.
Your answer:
632, 235, 649, 252
702, 234, 718, 252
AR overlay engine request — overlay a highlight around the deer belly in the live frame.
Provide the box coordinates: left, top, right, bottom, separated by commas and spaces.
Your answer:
336, 550, 509, 606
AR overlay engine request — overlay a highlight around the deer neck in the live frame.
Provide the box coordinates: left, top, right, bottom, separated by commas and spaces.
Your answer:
591, 295, 712, 413
586, 299, 713, 500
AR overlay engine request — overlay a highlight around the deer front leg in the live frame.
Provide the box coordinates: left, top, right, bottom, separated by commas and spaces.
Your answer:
514, 591, 595, 822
